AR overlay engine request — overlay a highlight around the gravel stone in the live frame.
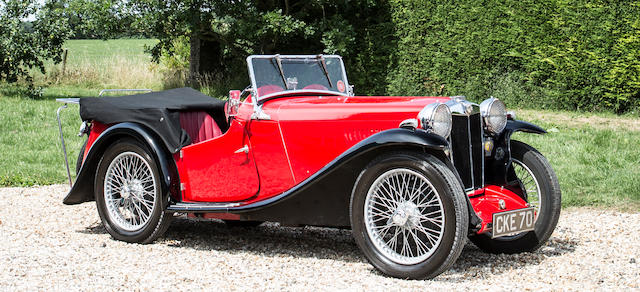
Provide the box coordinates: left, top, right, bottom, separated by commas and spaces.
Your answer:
1, 184, 639, 290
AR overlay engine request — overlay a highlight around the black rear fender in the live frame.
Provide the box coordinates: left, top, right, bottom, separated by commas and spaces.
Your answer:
63, 122, 179, 205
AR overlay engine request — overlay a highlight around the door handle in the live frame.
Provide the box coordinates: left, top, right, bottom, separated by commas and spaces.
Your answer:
234, 145, 249, 154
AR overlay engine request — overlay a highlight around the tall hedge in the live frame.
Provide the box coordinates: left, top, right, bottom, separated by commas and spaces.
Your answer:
385, 0, 640, 113
145, 1, 639, 113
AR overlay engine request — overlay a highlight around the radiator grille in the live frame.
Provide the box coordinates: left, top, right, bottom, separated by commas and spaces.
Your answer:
449, 113, 484, 190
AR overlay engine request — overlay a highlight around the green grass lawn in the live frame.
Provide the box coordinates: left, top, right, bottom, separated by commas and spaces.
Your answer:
57, 39, 158, 66
0, 93, 84, 186
0, 39, 639, 211
31, 39, 164, 92
513, 112, 640, 211
1, 39, 160, 186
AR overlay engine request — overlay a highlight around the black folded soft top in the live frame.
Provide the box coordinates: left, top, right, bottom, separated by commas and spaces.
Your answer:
79, 87, 226, 153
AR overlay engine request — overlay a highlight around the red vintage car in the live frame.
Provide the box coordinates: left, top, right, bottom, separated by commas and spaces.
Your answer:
56, 55, 561, 279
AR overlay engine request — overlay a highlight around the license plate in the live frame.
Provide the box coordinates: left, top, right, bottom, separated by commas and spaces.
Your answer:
491, 207, 535, 238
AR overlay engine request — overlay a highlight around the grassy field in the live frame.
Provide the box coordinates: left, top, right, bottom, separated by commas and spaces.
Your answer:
513, 111, 640, 210
1, 39, 162, 186
33, 39, 163, 92
1, 39, 639, 211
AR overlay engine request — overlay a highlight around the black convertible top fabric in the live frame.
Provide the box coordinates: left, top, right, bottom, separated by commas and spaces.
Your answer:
80, 87, 226, 153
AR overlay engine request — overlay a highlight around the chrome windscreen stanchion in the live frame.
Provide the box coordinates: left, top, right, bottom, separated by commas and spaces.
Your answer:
56, 103, 72, 187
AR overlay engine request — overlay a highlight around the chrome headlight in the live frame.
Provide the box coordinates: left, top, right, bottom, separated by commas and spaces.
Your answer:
418, 103, 452, 138
480, 97, 507, 134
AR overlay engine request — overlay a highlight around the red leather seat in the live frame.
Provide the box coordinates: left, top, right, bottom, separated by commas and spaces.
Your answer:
303, 84, 328, 90
257, 85, 284, 96
179, 111, 222, 144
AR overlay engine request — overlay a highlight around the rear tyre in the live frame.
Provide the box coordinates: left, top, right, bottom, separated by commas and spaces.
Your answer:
469, 140, 561, 254
351, 152, 468, 279
95, 138, 172, 243
76, 138, 87, 175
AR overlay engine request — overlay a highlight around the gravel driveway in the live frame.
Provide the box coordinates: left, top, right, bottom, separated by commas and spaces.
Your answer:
1, 184, 638, 290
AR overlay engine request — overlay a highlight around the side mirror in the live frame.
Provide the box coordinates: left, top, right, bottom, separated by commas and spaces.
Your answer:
226, 90, 241, 117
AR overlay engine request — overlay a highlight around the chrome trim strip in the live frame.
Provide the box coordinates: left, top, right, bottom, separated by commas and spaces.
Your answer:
466, 116, 475, 188
480, 113, 486, 188
166, 202, 242, 212
258, 89, 348, 101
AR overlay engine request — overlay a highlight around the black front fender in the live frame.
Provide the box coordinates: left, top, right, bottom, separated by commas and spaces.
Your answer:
505, 119, 546, 135
63, 122, 179, 205
485, 119, 546, 187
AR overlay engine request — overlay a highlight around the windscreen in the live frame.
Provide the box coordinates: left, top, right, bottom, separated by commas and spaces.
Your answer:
249, 56, 349, 99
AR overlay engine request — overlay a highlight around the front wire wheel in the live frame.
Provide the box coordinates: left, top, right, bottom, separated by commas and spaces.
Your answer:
513, 157, 542, 223
469, 140, 561, 253
95, 139, 172, 243
351, 153, 468, 279
364, 168, 445, 265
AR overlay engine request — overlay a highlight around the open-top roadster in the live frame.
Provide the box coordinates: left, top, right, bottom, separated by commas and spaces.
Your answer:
56, 55, 561, 279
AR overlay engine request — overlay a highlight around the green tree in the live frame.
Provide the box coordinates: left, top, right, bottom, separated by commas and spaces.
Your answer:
127, 0, 394, 94
45, 0, 131, 39
0, 0, 71, 93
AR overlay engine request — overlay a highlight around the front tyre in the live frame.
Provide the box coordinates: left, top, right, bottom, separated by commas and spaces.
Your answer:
470, 140, 561, 254
95, 138, 172, 243
351, 153, 468, 279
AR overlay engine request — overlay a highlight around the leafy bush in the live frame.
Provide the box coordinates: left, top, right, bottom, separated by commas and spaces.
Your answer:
386, 0, 640, 113
0, 0, 71, 96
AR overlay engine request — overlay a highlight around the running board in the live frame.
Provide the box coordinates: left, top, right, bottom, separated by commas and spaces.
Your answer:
166, 202, 242, 213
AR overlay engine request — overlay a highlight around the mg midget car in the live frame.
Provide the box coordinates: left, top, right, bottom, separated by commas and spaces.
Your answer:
56, 55, 561, 279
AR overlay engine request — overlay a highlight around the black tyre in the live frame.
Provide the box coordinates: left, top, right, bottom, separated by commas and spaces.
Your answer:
469, 140, 561, 254
76, 138, 87, 175
350, 152, 468, 279
223, 220, 263, 227
95, 138, 172, 243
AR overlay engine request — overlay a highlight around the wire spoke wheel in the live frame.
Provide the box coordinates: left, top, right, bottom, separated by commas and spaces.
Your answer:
512, 158, 542, 222
104, 151, 157, 232
364, 168, 445, 265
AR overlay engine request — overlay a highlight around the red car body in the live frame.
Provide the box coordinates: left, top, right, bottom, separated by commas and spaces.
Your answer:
81, 94, 528, 232
59, 55, 560, 280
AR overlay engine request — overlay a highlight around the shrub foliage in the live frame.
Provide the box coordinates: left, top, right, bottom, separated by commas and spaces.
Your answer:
387, 0, 640, 113
3, 0, 638, 113
0, 0, 70, 92
138, 0, 639, 113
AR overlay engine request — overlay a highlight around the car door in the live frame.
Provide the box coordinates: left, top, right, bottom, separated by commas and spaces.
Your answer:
179, 119, 260, 202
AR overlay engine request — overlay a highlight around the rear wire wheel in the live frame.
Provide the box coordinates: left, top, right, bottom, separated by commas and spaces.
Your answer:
469, 140, 561, 253
95, 138, 172, 243
351, 152, 468, 279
